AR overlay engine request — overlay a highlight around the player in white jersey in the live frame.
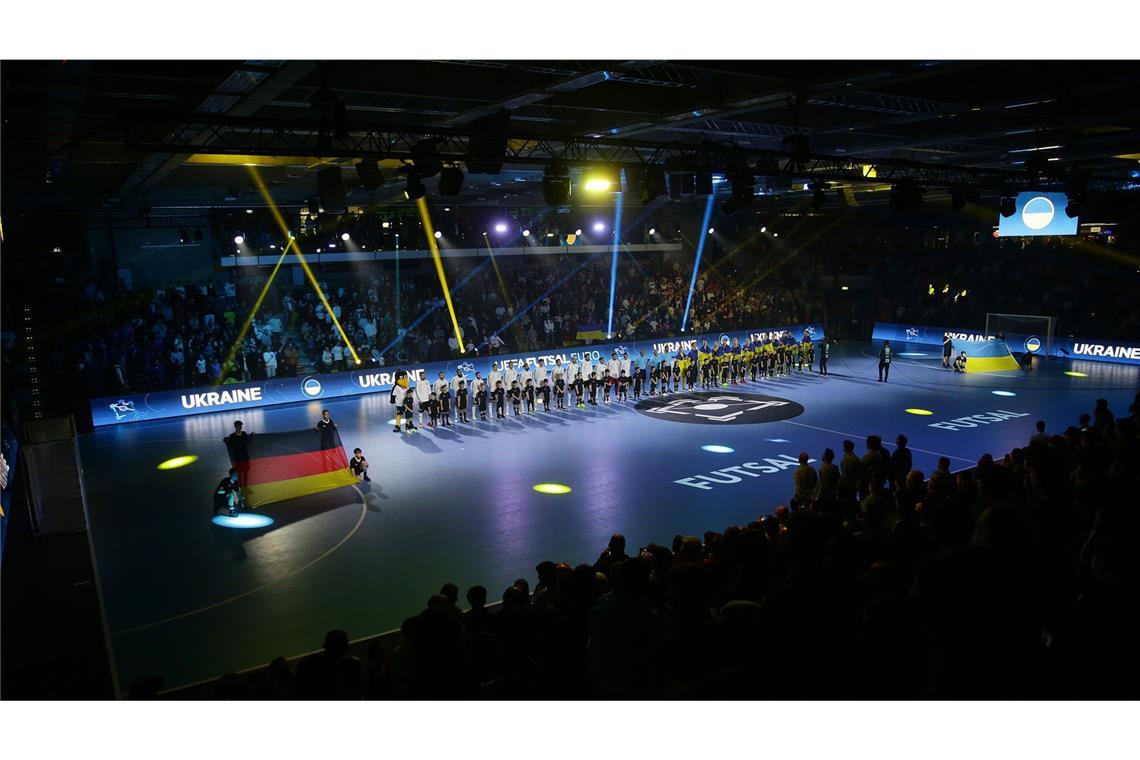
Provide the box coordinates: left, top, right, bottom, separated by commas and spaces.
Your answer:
519, 364, 534, 389
413, 374, 433, 427
618, 352, 632, 400
450, 367, 467, 395
433, 371, 449, 396
503, 363, 518, 392
487, 363, 502, 394
566, 357, 581, 406
605, 352, 620, 404
533, 360, 547, 388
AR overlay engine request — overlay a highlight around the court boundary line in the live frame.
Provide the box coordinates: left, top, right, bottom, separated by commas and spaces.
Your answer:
110, 484, 369, 637
783, 419, 976, 464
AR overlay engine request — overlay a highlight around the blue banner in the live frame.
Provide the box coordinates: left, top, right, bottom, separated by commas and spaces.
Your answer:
872, 322, 1140, 367
91, 323, 826, 426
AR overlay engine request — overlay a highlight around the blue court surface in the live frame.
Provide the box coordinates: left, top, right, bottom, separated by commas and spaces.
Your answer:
78, 342, 1139, 691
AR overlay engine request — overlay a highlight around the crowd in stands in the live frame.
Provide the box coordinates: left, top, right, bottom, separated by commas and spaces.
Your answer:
62, 250, 818, 398
53, 228, 1135, 400
136, 392, 1139, 700
821, 234, 1138, 340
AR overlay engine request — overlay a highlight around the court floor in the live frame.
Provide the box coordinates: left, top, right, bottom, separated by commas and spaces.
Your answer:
78, 342, 1139, 692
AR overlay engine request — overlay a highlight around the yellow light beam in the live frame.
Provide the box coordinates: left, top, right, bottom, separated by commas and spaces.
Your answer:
217, 243, 289, 384
417, 197, 465, 353
482, 233, 514, 311
245, 166, 360, 364
292, 242, 361, 365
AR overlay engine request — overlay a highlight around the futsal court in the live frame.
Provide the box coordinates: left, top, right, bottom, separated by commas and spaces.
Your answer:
77, 342, 1139, 692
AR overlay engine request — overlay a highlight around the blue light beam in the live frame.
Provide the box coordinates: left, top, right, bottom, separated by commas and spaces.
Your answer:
606, 184, 624, 338
681, 193, 716, 332
378, 257, 493, 356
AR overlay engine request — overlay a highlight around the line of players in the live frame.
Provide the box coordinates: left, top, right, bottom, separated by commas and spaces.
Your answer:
389, 331, 831, 432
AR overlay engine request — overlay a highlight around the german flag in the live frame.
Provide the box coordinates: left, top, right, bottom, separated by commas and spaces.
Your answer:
225, 428, 359, 508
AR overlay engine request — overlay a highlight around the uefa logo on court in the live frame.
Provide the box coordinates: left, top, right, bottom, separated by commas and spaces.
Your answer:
1024, 336, 1042, 353
635, 391, 805, 425
301, 377, 323, 398
1021, 196, 1055, 230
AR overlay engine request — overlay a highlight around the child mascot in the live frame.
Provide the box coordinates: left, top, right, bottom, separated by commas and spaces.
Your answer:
390, 369, 417, 433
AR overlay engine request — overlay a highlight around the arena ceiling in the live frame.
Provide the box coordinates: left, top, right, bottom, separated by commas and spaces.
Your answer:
3, 59, 1139, 213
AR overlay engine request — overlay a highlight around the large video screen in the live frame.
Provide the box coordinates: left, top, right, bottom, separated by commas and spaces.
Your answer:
997, 191, 1078, 237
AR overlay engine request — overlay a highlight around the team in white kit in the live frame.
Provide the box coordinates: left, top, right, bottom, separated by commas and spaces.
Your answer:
386, 347, 687, 432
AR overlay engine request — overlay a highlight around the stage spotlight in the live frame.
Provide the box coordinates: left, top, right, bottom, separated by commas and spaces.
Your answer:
575, 228, 583, 236
724, 169, 754, 214
890, 181, 925, 214
648, 227, 656, 235
494, 223, 508, 233
707, 227, 715, 235
999, 196, 1017, 218
245, 208, 254, 214
593, 222, 605, 232
434, 230, 442, 239
542, 163, 571, 206
695, 171, 713, 196
951, 188, 979, 213
234, 235, 244, 245
288, 231, 296, 239
773, 232, 779, 237
583, 166, 620, 193
438, 166, 465, 196
1065, 195, 1081, 218
522, 229, 530, 237
812, 182, 827, 209
411, 140, 442, 177
341, 232, 351, 241
404, 172, 426, 200
760, 226, 767, 233
630, 165, 667, 204
783, 133, 811, 162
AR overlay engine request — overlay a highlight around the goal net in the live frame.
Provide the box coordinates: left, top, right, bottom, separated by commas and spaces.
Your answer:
985, 313, 1057, 357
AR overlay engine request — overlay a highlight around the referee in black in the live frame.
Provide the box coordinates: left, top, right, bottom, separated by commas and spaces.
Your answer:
878, 340, 893, 382
942, 332, 953, 369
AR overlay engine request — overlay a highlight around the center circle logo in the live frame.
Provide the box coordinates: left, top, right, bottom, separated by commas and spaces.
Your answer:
1024, 336, 1042, 353
635, 391, 804, 425
302, 377, 323, 397
1021, 196, 1055, 230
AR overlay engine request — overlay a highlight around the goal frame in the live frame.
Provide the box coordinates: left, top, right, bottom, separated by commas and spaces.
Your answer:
985, 313, 1057, 357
